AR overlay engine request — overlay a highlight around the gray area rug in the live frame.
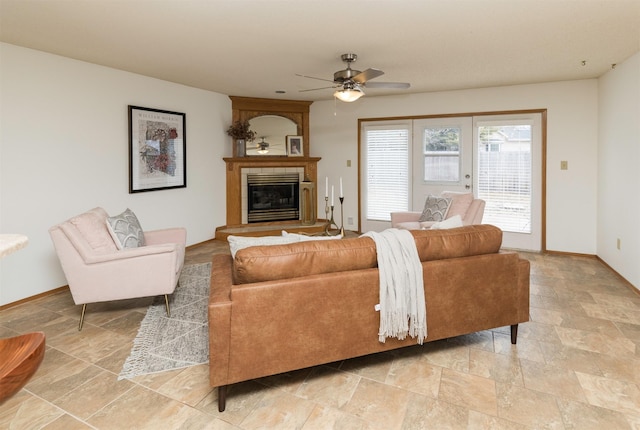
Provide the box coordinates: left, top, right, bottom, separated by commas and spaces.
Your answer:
119, 262, 211, 380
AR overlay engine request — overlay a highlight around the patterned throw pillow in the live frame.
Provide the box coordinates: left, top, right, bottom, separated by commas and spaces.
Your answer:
106, 208, 146, 249
419, 196, 452, 222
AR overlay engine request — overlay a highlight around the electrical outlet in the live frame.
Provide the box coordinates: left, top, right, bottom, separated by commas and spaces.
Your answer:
560, 160, 568, 170
617, 238, 621, 250
347, 217, 354, 225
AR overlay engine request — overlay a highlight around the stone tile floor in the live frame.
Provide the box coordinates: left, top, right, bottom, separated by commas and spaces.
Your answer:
1, 239, 639, 429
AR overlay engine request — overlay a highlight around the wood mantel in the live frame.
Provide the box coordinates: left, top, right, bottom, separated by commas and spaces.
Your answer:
230, 96, 312, 158
224, 156, 322, 226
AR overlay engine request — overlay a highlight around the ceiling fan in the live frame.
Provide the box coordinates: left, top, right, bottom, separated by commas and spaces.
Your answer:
297, 53, 410, 102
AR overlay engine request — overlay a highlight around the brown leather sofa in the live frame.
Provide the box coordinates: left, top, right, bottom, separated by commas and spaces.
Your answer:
208, 225, 530, 412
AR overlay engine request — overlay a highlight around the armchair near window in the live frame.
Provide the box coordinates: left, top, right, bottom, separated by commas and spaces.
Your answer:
49, 207, 186, 330
391, 192, 485, 230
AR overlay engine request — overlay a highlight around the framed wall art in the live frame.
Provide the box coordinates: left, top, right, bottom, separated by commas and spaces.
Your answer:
286, 135, 303, 157
128, 105, 186, 193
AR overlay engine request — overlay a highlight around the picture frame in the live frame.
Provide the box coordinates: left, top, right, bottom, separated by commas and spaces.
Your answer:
286, 135, 304, 157
129, 105, 186, 193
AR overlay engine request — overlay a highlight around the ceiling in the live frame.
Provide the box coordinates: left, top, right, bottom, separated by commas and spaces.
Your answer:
1, 0, 639, 102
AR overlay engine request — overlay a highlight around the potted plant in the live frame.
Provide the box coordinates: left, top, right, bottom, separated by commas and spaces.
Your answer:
226, 120, 256, 157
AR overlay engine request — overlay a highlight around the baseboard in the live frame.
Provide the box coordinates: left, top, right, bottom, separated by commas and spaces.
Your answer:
0, 285, 70, 311
595, 256, 640, 297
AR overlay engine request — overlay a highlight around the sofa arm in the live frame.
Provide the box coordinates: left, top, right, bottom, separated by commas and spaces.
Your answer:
144, 227, 187, 247
390, 211, 422, 227
209, 254, 233, 388
81, 243, 181, 265
516, 258, 531, 322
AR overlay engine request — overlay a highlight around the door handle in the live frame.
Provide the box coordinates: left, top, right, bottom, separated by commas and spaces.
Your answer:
465, 184, 471, 189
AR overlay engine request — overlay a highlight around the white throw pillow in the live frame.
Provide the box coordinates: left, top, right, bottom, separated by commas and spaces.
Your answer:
281, 231, 343, 241
227, 235, 300, 258
430, 215, 463, 230
106, 208, 146, 249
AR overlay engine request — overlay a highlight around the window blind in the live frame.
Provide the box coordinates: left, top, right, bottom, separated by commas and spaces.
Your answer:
476, 123, 532, 233
365, 126, 410, 221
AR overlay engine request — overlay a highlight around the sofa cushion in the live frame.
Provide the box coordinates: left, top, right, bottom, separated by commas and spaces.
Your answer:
233, 225, 503, 284
441, 192, 474, 219
419, 196, 451, 222
106, 208, 146, 249
411, 224, 502, 261
69, 207, 118, 253
234, 237, 379, 284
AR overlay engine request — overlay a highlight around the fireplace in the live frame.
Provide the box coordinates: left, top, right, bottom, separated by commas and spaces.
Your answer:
247, 173, 300, 223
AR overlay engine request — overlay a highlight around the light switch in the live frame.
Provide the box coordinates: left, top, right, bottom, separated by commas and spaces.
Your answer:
560, 160, 568, 170
347, 159, 352, 167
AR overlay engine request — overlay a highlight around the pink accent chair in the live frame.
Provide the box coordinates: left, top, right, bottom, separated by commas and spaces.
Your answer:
49, 207, 186, 330
391, 192, 485, 230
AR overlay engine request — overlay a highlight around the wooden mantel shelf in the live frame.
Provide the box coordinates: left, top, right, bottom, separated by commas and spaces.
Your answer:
223, 156, 322, 226
223, 156, 321, 166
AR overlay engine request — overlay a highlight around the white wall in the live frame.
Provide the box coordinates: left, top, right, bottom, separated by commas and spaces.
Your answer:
597, 51, 640, 290
0, 43, 231, 305
3, 42, 637, 305
310, 80, 599, 255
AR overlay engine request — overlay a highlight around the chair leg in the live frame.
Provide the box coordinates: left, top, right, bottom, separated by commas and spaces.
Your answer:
164, 294, 171, 317
78, 304, 87, 331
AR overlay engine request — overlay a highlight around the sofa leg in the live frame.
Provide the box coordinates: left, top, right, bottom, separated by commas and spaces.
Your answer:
218, 386, 227, 412
510, 324, 518, 344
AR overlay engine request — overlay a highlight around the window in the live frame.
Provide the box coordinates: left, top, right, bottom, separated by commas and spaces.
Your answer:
423, 127, 461, 182
363, 125, 410, 221
476, 123, 532, 233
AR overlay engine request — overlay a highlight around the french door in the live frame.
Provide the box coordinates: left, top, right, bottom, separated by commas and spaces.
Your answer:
473, 114, 542, 251
412, 117, 473, 208
361, 111, 543, 251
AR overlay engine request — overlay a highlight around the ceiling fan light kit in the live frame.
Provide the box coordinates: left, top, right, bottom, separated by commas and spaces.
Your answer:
334, 82, 365, 102
334, 88, 364, 102
256, 137, 270, 154
299, 53, 410, 102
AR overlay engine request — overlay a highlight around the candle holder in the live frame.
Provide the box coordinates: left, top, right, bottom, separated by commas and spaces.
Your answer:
324, 197, 340, 236
323, 196, 345, 236
339, 196, 345, 236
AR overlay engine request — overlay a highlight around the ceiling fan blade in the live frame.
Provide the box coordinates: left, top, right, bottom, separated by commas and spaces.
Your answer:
352, 68, 385, 84
295, 73, 335, 83
364, 81, 411, 89
299, 85, 338, 92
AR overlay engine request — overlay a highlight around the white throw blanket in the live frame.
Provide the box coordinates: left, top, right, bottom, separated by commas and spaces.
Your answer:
362, 228, 427, 344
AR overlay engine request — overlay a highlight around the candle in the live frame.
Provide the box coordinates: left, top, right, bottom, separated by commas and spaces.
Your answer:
325, 177, 328, 198
339, 177, 343, 198
331, 186, 334, 206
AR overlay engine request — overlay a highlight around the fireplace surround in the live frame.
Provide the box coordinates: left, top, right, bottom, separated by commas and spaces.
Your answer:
219, 96, 321, 237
